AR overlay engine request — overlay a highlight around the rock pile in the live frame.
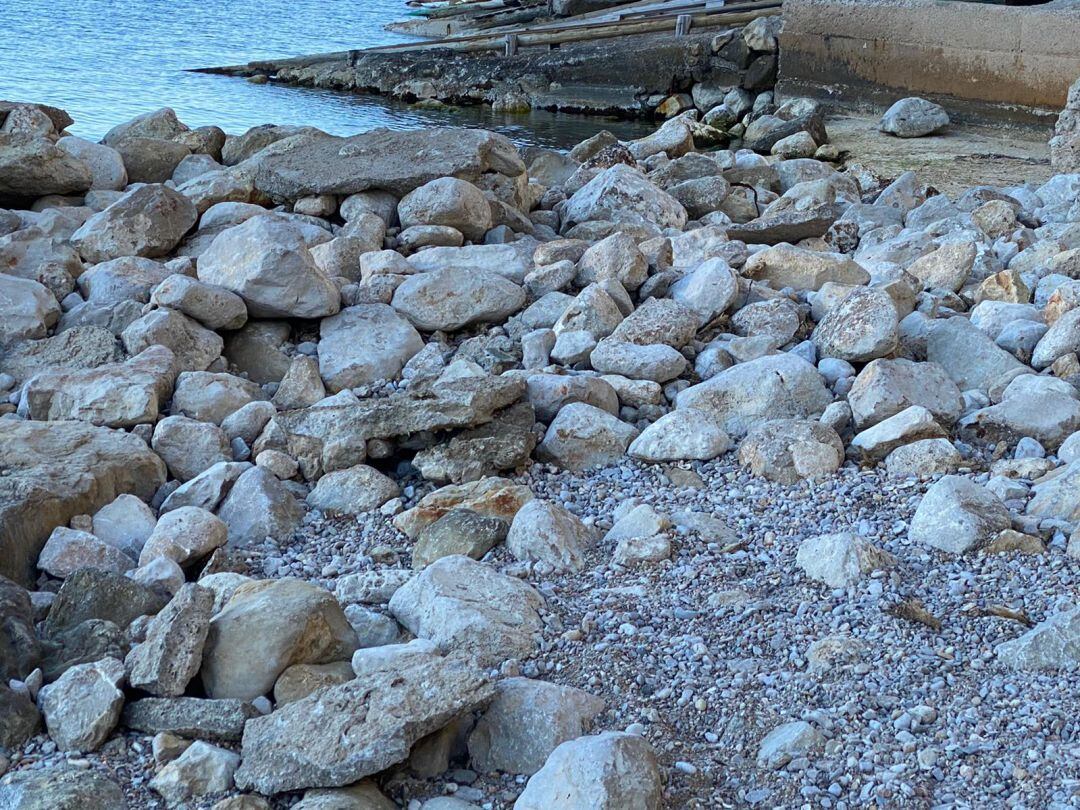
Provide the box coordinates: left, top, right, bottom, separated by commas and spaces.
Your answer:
0, 92, 1078, 809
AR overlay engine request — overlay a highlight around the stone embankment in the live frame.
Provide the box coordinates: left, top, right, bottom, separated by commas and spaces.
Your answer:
0, 70, 1079, 809
201, 11, 782, 121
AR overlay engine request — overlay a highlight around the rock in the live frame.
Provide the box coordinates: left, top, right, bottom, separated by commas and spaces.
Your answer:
0, 420, 166, 585
514, 731, 662, 810
537, 402, 639, 470
879, 97, 949, 138
233, 644, 493, 793
248, 127, 524, 200
37, 526, 135, 579
20, 345, 178, 428
215, 467, 304, 546
37, 657, 125, 752
850, 405, 947, 462
905, 241, 975, 293
757, 721, 824, 769
0, 133, 92, 198
848, 358, 962, 429
172, 370, 265, 425
306, 465, 401, 515
1051, 76, 1080, 172
150, 274, 248, 330
393, 476, 533, 539
884, 438, 962, 478
0, 684, 40, 749
45, 568, 169, 635
669, 258, 739, 325
628, 409, 731, 462
744, 244, 868, 291
389, 555, 544, 665
589, 339, 686, 383
391, 267, 525, 331
126, 583, 213, 696
739, 419, 844, 484
0, 576, 41, 681
150, 740, 240, 805
398, 177, 492, 241
812, 287, 898, 362
274, 356, 327, 409
318, 303, 423, 391
121, 696, 258, 741
1026, 459, 1080, 522
576, 232, 647, 291
909, 475, 1011, 554
411, 509, 509, 569
676, 353, 831, 437
1032, 305, 1080, 369
561, 164, 687, 231
411, 402, 537, 484
292, 783, 397, 810
506, 500, 594, 571
121, 308, 224, 372
197, 216, 341, 318
407, 242, 535, 284
336, 570, 411, 607
924, 317, 1023, 393
273, 660, 355, 705
995, 607, 1079, 671
159, 461, 250, 515
152, 415, 232, 482
0, 767, 127, 810
469, 678, 605, 776
71, 184, 197, 263
200, 578, 357, 700
796, 532, 895, 588
0, 275, 60, 341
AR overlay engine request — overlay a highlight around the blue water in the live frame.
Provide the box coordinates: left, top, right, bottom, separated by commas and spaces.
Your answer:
1, 0, 653, 147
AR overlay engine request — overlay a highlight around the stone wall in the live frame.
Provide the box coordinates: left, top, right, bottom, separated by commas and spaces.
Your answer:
778, 0, 1080, 124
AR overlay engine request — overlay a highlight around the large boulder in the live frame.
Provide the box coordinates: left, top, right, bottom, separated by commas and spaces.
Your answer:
1051, 76, 1080, 172
676, 353, 832, 437
126, 583, 214, 696
391, 267, 525, 332
514, 732, 662, 810
536, 402, 639, 470
0, 274, 60, 341
561, 164, 687, 230
70, 184, 197, 263
0, 420, 165, 584
55, 136, 127, 190
926, 317, 1026, 392
20, 345, 177, 427
0, 576, 40, 682
318, 303, 423, 391
197, 215, 341, 318
879, 97, 949, 138
0, 133, 92, 198
739, 418, 844, 484
234, 641, 493, 793
389, 555, 544, 666
37, 657, 126, 752
247, 126, 525, 199
847, 359, 962, 430
0, 767, 127, 810
215, 467, 304, 546
200, 578, 358, 700
995, 607, 1080, 671
506, 500, 594, 571
812, 287, 898, 362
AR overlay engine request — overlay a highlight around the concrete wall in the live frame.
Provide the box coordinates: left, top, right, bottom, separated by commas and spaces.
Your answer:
777, 0, 1080, 123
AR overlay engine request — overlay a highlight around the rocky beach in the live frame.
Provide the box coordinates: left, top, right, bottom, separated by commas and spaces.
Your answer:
1, 9, 1080, 810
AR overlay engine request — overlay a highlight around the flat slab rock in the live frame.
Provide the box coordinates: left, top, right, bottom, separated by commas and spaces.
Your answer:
0, 420, 166, 584
121, 697, 259, 741
234, 647, 494, 793
247, 126, 525, 200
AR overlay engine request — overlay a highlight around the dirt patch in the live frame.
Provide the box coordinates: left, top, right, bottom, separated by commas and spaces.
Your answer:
827, 113, 1054, 196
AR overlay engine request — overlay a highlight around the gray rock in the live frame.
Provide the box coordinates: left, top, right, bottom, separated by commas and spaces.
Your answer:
848, 358, 962, 430
150, 740, 240, 805
233, 645, 493, 793
514, 731, 662, 810
909, 475, 1011, 554
152, 415, 232, 482
757, 720, 824, 769
306, 465, 401, 515
197, 215, 341, 319
37, 657, 125, 752
215, 467, 304, 546
812, 287, 898, 362
126, 583, 214, 696
121, 696, 258, 741
0, 133, 92, 198
506, 499, 594, 571
150, 274, 248, 331
738, 419, 844, 484
0, 275, 60, 341
391, 267, 525, 332
199, 578, 357, 700
389, 555, 544, 666
0, 767, 127, 810
71, 184, 197, 263
879, 97, 949, 138
318, 303, 423, 391
995, 607, 1080, 671
37, 526, 135, 579
469, 678, 605, 775
537, 402, 639, 471
411, 509, 509, 569
398, 177, 492, 241
121, 308, 223, 372
561, 164, 687, 231
796, 532, 895, 588
628, 409, 731, 462
45, 568, 169, 635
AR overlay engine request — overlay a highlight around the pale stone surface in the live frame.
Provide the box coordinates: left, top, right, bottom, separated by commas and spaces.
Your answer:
506, 500, 594, 571
628, 409, 731, 462
318, 303, 423, 391
796, 532, 895, 588
909, 475, 1011, 554
37, 657, 125, 752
